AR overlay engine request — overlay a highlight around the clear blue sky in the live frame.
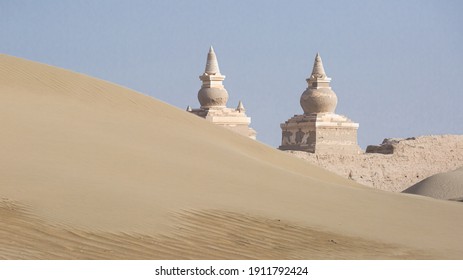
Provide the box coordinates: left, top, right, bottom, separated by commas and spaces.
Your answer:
1, 0, 462, 148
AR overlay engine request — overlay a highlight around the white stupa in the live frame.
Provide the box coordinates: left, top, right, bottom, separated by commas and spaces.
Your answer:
188, 47, 256, 139
279, 53, 360, 154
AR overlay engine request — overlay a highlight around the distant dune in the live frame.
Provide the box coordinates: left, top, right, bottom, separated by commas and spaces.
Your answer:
1, 54, 463, 259
403, 167, 463, 201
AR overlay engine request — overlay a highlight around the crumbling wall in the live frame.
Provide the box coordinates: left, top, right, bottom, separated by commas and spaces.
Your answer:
287, 135, 463, 192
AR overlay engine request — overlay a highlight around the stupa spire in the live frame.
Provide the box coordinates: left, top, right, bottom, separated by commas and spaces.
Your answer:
310, 53, 327, 80
204, 46, 221, 75
236, 100, 245, 112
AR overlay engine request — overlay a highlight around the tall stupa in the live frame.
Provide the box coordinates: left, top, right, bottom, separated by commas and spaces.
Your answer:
188, 47, 256, 139
279, 53, 360, 154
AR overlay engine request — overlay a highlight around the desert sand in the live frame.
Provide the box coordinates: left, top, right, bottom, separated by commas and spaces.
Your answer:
403, 167, 463, 201
1, 54, 463, 259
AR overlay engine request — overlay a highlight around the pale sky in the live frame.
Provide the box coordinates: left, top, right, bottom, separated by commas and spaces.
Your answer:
1, 0, 462, 148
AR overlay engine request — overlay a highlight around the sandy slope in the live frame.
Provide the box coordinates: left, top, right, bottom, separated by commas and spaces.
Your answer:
1, 54, 462, 259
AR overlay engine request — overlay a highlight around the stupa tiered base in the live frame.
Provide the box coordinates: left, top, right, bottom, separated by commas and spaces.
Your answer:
190, 107, 256, 139
279, 113, 361, 154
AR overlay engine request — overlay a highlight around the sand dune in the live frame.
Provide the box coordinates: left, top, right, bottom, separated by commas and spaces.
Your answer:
403, 167, 463, 201
0, 204, 426, 259
1, 54, 463, 259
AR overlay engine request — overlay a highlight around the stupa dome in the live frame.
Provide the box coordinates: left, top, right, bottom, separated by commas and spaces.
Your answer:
300, 53, 338, 114
198, 87, 228, 108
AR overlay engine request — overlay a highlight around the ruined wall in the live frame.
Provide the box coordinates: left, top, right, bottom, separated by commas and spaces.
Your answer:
287, 135, 463, 192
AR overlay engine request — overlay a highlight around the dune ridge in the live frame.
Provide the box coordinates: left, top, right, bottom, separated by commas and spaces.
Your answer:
1, 54, 463, 259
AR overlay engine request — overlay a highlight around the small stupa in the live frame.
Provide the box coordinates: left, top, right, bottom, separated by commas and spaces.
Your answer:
188, 46, 256, 139
279, 53, 360, 154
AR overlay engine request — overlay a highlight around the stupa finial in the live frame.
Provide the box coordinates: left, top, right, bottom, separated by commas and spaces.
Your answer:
204, 45, 221, 75
310, 53, 327, 79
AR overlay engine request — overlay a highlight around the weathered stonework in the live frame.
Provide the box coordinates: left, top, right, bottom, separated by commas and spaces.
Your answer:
279, 53, 360, 154
365, 137, 416, 154
286, 135, 463, 192
188, 47, 256, 139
